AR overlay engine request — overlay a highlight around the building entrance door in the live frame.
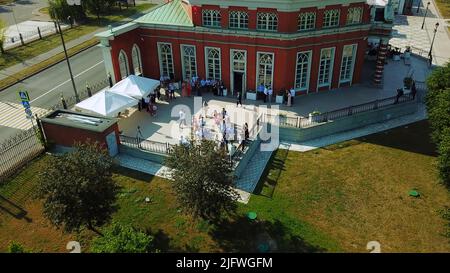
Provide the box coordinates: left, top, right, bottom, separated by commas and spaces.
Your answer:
233, 72, 244, 95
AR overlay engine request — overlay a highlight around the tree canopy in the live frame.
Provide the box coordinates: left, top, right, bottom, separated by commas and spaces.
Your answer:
37, 141, 119, 233
164, 139, 238, 220
90, 222, 155, 253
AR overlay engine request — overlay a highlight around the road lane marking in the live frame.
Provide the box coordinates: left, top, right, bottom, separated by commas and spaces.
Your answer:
30, 60, 104, 103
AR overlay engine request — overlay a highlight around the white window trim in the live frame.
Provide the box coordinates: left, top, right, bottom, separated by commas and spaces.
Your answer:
346, 7, 362, 25
323, 9, 340, 28
256, 51, 275, 89
180, 44, 197, 81
257, 12, 278, 31
202, 9, 221, 27
230, 49, 247, 94
229, 11, 249, 29
131, 44, 143, 76
157, 42, 174, 78
204, 46, 222, 80
339, 44, 358, 85
294, 50, 312, 93
317, 47, 335, 90
298, 12, 316, 31
118, 49, 129, 80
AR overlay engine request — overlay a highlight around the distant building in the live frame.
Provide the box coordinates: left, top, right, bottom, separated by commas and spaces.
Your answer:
97, 0, 394, 96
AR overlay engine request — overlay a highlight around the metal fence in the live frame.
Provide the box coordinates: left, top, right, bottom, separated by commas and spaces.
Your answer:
266, 93, 416, 129
48, 78, 110, 111
0, 128, 45, 183
119, 135, 174, 154
3, 23, 70, 50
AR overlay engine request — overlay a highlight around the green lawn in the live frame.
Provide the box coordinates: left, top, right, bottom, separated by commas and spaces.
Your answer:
0, 3, 154, 71
0, 120, 449, 252
435, 0, 450, 18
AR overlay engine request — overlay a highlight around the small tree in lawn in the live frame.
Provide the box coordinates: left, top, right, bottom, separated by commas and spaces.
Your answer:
37, 141, 119, 233
165, 139, 238, 220
90, 222, 155, 253
438, 127, 450, 189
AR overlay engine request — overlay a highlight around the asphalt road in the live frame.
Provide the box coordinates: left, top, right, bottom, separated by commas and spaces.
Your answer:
0, 45, 106, 141
0, 0, 48, 25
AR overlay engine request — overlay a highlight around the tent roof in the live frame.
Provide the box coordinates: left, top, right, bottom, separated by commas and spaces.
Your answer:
75, 90, 137, 117
134, 0, 193, 27
109, 75, 160, 99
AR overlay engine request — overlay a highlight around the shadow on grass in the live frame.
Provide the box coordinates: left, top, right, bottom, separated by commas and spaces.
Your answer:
254, 149, 288, 198
209, 216, 324, 253
0, 195, 32, 222
112, 165, 156, 183
357, 120, 438, 157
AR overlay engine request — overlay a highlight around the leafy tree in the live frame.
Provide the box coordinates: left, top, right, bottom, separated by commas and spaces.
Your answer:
83, 0, 117, 20
48, 0, 86, 23
438, 127, 450, 189
37, 141, 119, 233
90, 222, 155, 253
164, 139, 238, 220
7, 242, 30, 253
0, 18, 6, 54
426, 63, 450, 110
427, 88, 450, 145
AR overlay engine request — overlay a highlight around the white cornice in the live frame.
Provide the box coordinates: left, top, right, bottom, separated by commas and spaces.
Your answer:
190, 0, 367, 11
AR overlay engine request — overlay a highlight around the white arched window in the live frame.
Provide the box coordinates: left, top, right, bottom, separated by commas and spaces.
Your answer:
118, 50, 129, 80
347, 7, 362, 25
323, 9, 340, 28
181, 45, 197, 80
229, 11, 249, 29
131, 44, 143, 76
157, 43, 174, 78
205, 47, 221, 80
202, 9, 221, 27
298, 12, 316, 31
294, 51, 311, 90
257, 12, 278, 31
257, 52, 274, 88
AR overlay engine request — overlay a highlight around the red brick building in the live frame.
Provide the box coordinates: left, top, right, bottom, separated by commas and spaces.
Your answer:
97, 0, 393, 98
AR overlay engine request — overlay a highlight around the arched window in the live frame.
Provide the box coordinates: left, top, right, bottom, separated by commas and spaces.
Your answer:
229, 11, 249, 29
298, 12, 316, 31
257, 12, 278, 31
202, 9, 221, 27
118, 50, 129, 80
347, 7, 362, 25
131, 44, 143, 75
318, 47, 335, 87
323, 9, 340, 28
232, 50, 246, 72
158, 43, 174, 78
294, 51, 311, 90
340, 44, 357, 83
181, 45, 197, 80
205, 47, 221, 80
257, 52, 274, 88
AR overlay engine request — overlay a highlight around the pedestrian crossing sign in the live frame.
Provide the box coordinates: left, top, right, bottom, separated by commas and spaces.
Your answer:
18, 91, 30, 103
22, 101, 30, 109
25, 108, 33, 119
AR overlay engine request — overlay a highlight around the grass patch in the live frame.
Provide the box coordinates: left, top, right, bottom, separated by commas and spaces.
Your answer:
0, 120, 448, 252
435, 0, 450, 18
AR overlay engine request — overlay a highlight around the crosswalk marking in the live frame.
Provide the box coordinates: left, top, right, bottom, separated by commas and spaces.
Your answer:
0, 101, 50, 131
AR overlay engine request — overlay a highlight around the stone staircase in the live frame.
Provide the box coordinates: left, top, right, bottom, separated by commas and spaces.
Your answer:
234, 141, 274, 193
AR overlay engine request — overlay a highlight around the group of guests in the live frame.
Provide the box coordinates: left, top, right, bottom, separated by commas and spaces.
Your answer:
188, 76, 226, 97
139, 94, 157, 116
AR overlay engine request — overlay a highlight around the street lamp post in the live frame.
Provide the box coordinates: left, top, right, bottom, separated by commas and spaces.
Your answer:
56, 18, 79, 102
428, 22, 439, 65
416, 0, 421, 14
421, 1, 430, 29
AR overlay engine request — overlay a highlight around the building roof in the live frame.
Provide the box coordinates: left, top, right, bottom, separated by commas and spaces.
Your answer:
134, 0, 193, 27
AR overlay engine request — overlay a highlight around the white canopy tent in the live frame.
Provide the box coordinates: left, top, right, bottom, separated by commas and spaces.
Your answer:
75, 90, 138, 117
109, 75, 160, 99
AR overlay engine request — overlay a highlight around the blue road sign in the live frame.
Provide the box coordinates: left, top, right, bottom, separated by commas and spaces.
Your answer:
18, 91, 30, 102
25, 108, 33, 119
22, 101, 30, 109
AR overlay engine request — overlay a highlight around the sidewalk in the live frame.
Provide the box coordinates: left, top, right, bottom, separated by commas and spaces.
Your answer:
390, 0, 450, 66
